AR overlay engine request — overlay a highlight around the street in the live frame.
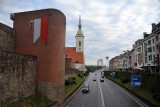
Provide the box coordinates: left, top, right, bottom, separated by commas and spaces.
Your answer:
66, 69, 142, 107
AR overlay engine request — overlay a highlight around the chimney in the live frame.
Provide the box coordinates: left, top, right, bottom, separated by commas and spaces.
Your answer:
143, 32, 147, 39
152, 23, 156, 30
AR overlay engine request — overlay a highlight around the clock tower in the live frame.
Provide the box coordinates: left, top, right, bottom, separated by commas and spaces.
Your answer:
76, 15, 84, 53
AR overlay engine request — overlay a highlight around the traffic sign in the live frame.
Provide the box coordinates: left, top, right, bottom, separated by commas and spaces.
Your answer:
131, 75, 141, 86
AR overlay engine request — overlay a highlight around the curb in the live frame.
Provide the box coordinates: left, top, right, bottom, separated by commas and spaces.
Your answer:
106, 76, 156, 107
62, 75, 89, 107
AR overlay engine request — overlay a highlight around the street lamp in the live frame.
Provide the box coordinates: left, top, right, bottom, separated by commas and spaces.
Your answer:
105, 56, 109, 71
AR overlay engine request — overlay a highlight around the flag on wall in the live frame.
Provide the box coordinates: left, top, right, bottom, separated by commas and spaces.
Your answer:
33, 18, 48, 44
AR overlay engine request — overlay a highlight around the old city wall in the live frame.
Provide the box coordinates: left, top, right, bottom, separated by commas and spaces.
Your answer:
13, 9, 66, 103
0, 51, 36, 106
0, 22, 36, 106
0, 22, 14, 52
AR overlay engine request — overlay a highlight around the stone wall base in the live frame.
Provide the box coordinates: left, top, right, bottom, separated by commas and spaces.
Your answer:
37, 81, 64, 104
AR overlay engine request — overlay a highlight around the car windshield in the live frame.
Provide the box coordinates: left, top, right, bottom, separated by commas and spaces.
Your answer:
83, 85, 88, 88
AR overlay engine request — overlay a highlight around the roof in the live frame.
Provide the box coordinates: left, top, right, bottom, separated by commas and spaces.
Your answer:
65, 47, 83, 63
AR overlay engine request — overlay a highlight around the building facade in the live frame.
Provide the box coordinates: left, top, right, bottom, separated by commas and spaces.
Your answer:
152, 23, 160, 73
133, 39, 144, 71
142, 32, 156, 74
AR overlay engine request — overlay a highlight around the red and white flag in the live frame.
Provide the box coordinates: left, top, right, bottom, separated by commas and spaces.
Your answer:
33, 18, 48, 44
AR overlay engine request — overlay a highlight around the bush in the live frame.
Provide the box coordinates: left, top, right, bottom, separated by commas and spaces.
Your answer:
153, 93, 160, 101
121, 78, 130, 83
72, 77, 76, 80
65, 80, 70, 86
73, 81, 76, 84
78, 73, 83, 78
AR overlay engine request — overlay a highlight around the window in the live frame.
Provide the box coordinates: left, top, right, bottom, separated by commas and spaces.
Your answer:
153, 47, 155, 52
156, 35, 158, 41
157, 45, 158, 49
149, 55, 152, 61
79, 41, 81, 46
145, 57, 147, 63
148, 48, 152, 53
152, 39, 154, 43
145, 50, 147, 56
30, 21, 33, 29
159, 34, 160, 41
148, 40, 151, 45
137, 47, 141, 52
144, 43, 147, 49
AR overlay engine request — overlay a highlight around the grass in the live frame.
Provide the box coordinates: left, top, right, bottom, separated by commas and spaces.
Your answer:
107, 76, 160, 107
65, 76, 86, 96
8, 95, 52, 107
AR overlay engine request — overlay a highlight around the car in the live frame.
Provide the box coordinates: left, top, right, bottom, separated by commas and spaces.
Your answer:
100, 79, 104, 82
93, 78, 96, 81
82, 84, 89, 93
95, 74, 97, 75
101, 76, 104, 78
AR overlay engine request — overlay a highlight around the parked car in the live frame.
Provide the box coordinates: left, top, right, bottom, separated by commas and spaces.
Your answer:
101, 76, 104, 78
100, 79, 104, 82
82, 84, 89, 93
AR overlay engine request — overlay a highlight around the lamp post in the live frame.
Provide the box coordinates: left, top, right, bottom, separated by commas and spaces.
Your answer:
105, 56, 109, 71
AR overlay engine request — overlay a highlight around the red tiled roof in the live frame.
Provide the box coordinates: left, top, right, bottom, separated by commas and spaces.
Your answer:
65, 47, 83, 63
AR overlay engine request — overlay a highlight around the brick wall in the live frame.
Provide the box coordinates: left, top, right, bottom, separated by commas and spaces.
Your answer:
13, 9, 66, 102
65, 58, 73, 68
0, 51, 36, 106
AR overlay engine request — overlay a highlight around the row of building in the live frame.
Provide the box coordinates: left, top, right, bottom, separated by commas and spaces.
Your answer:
109, 22, 160, 74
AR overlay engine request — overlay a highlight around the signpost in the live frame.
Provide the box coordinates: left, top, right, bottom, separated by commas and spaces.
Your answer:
131, 75, 141, 86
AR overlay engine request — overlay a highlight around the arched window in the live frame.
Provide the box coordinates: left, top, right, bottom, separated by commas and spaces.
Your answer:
79, 41, 81, 46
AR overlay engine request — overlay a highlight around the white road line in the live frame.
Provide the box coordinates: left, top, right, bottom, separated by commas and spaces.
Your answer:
118, 86, 145, 107
98, 78, 105, 107
108, 79, 146, 107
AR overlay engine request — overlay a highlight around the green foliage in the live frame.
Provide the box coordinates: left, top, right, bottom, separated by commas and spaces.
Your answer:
121, 78, 130, 83
72, 77, 76, 80
73, 81, 76, 84
78, 73, 83, 78
8, 95, 51, 107
65, 80, 70, 86
153, 93, 160, 101
86, 65, 103, 72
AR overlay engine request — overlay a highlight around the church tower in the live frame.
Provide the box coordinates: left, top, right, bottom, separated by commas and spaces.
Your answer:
76, 15, 84, 53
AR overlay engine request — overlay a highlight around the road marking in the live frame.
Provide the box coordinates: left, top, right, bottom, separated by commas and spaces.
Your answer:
108, 79, 146, 107
98, 79, 105, 107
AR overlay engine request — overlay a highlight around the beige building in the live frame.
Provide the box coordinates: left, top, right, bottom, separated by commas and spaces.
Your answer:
133, 39, 144, 71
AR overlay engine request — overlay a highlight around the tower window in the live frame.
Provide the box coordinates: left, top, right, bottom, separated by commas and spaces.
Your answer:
30, 20, 33, 29
79, 41, 81, 46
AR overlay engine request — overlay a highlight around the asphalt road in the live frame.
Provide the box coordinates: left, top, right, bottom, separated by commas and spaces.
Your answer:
66, 69, 142, 107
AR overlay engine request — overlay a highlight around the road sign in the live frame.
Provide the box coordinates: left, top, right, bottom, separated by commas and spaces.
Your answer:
111, 72, 115, 77
131, 75, 141, 86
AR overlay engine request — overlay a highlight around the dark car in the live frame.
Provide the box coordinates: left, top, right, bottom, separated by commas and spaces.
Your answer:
101, 76, 104, 78
100, 79, 104, 82
93, 78, 96, 81
82, 84, 89, 93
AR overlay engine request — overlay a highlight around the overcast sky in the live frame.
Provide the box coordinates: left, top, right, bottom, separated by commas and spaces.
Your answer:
0, 0, 160, 65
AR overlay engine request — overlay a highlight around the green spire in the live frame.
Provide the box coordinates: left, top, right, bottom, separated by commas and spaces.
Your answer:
76, 15, 83, 36
78, 15, 81, 29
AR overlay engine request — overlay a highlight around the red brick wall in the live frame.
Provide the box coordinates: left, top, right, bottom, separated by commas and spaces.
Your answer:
13, 9, 66, 88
